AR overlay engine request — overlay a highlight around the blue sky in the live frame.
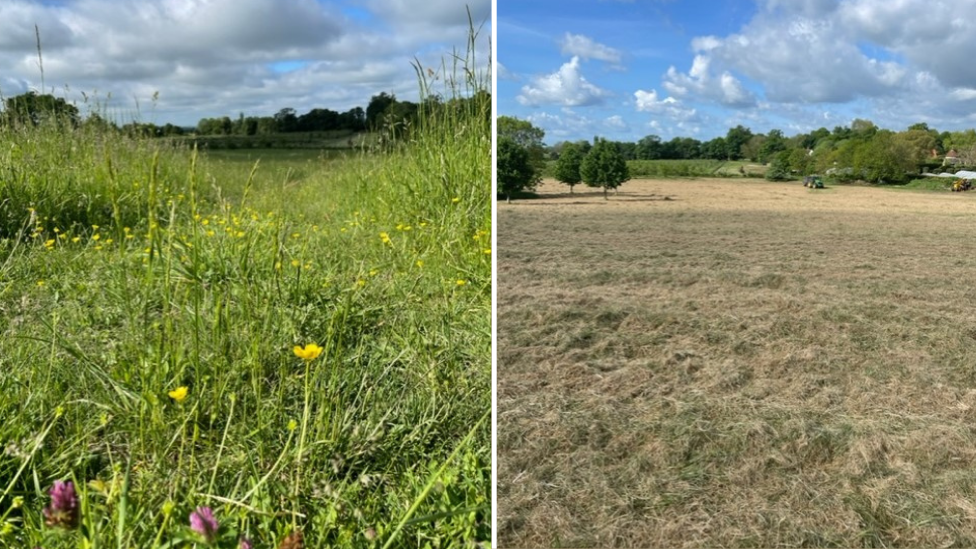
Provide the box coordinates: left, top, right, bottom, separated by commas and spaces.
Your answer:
0, 0, 490, 126
498, 0, 976, 145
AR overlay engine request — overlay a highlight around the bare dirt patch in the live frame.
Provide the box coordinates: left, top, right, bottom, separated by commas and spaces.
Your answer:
498, 178, 976, 547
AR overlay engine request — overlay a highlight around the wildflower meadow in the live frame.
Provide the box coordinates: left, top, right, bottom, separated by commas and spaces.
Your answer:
0, 31, 491, 549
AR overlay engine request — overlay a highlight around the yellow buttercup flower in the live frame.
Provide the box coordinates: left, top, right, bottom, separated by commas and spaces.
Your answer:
168, 386, 188, 402
293, 343, 323, 361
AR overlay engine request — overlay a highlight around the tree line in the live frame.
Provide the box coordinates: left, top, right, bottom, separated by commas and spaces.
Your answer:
497, 115, 976, 198
497, 116, 630, 201
1, 90, 490, 139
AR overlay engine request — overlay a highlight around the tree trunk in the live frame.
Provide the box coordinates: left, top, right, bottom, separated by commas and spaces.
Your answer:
603, 186, 608, 200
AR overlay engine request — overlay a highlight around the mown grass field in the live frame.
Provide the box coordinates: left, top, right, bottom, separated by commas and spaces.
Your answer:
498, 177, 976, 547
0, 63, 490, 547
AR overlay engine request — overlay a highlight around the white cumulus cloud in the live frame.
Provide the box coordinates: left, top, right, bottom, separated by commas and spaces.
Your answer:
559, 33, 622, 65
0, 0, 489, 125
517, 56, 612, 107
662, 55, 756, 107
634, 89, 677, 112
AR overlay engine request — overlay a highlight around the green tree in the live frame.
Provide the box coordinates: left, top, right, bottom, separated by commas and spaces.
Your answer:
851, 118, 877, 139
553, 142, 584, 193
740, 134, 765, 162
636, 134, 662, 160
701, 136, 728, 160
339, 107, 366, 131
818, 138, 858, 179
497, 115, 546, 177
497, 137, 537, 202
612, 140, 637, 160
366, 92, 396, 130
497, 115, 545, 148
242, 116, 259, 136
895, 128, 938, 165
218, 116, 233, 135
765, 150, 791, 181
256, 116, 277, 135
581, 138, 630, 199
273, 108, 297, 133
853, 131, 914, 183
661, 136, 701, 159
787, 147, 813, 175
725, 124, 753, 160
758, 129, 787, 163
382, 100, 419, 136
82, 113, 116, 133
196, 117, 218, 135
2, 91, 79, 127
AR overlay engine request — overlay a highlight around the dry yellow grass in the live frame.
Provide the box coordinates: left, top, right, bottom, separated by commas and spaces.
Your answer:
498, 178, 976, 547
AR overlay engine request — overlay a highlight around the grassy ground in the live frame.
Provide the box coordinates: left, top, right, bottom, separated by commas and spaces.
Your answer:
543, 160, 767, 180
0, 54, 490, 548
176, 130, 375, 151
498, 177, 976, 547
901, 177, 957, 192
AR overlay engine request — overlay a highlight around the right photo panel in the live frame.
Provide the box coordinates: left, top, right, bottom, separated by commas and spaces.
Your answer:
496, 0, 976, 546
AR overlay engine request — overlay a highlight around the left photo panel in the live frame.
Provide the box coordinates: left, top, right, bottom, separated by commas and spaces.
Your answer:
0, 1, 492, 547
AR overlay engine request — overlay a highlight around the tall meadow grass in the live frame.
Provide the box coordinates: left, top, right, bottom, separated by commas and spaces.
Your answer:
0, 25, 490, 549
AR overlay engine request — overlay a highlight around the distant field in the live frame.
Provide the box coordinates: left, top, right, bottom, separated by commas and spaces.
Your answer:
498, 177, 976, 547
172, 130, 374, 151
543, 159, 768, 179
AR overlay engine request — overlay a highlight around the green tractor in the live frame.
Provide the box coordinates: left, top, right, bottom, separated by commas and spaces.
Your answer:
803, 175, 824, 189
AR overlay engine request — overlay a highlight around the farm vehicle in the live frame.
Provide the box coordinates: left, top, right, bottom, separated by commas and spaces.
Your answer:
952, 179, 973, 192
803, 175, 824, 189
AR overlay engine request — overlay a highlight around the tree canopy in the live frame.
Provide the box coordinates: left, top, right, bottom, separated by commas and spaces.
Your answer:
497, 137, 538, 202
508, 115, 976, 185
553, 142, 584, 193
497, 116, 545, 149
1, 92, 79, 127
581, 138, 630, 199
